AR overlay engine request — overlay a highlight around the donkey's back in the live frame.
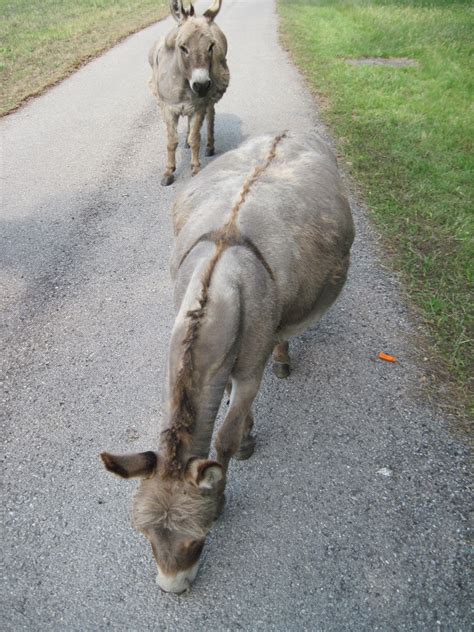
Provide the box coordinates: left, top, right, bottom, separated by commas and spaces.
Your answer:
172, 132, 354, 338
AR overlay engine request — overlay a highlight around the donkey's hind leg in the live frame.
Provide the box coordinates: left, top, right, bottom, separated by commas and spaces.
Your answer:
205, 104, 215, 157
272, 341, 290, 379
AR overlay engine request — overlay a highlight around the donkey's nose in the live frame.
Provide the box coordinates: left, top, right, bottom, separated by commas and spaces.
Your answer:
192, 79, 211, 96
158, 584, 188, 595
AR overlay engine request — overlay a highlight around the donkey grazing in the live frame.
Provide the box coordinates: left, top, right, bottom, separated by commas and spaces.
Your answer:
101, 132, 354, 593
148, 0, 230, 186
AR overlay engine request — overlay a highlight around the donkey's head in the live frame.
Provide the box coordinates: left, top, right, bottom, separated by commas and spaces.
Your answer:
101, 451, 223, 593
169, 0, 223, 97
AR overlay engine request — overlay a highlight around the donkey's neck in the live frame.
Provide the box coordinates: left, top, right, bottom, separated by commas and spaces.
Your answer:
161, 250, 241, 470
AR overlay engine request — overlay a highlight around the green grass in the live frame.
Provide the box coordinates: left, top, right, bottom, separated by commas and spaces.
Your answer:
0, 0, 168, 115
279, 0, 473, 408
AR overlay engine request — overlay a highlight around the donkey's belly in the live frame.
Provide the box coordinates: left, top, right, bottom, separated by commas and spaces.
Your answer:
276, 258, 350, 342
276, 308, 327, 342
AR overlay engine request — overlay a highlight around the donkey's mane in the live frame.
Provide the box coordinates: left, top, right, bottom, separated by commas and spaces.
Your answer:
161, 131, 287, 477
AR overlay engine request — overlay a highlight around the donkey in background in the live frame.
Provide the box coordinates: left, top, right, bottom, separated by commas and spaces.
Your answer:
148, 0, 230, 185
101, 132, 355, 593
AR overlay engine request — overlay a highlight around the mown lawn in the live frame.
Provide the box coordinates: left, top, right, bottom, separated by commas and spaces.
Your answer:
279, 0, 473, 408
0, 0, 168, 115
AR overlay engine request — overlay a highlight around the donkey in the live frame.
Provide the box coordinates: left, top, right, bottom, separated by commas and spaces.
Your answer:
148, 0, 230, 186
101, 132, 355, 593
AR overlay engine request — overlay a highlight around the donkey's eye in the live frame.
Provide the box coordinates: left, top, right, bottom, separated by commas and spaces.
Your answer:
180, 45, 189, 55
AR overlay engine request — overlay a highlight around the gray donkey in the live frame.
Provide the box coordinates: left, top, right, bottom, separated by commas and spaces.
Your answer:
148, 0, 230, 185
101, 132, 355, 593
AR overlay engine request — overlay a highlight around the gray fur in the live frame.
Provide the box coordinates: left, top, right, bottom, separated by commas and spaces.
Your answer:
148, 1, 229, 185
101, 132, 354, 592
169, 132, 355, 471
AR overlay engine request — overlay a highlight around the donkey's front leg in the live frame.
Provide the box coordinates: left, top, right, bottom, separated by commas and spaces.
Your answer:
184, 116, 191, 148
188, 110, 206, 176
162, 111, 179, 186
223, 380, 255, 459
234, 410, 255, 461
205, 104, 215, 157
272, 341, 290, 378
216, 381, 258, 476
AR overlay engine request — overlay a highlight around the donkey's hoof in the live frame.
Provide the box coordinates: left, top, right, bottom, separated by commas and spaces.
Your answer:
235, 435, 256, 461
161, 173, 175, 186
191, 167, 200, 177
205, 147, 215, 157
273, 361, 291, 379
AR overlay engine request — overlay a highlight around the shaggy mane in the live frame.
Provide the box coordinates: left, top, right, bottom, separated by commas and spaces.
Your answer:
133, 482, 216, 539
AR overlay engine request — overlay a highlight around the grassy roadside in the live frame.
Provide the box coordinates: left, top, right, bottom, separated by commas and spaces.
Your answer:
279, 0, 473, 412
0, 0, 168, 116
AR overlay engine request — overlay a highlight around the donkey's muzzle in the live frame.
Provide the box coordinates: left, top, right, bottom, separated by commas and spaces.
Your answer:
192, 79, 211, 97
156, 560, 200, 594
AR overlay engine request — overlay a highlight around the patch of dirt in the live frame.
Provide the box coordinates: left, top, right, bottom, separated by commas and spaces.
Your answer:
346, 57, 419, 68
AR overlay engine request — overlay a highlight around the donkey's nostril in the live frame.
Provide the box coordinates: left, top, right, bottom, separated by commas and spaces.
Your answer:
192, 80, 211, 96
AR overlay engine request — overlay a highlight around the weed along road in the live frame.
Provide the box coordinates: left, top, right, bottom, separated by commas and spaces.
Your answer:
1, 0, 470, 629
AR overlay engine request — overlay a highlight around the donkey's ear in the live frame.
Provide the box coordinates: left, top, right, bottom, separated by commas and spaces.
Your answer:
165, 28, 178, 49
169, 0, 184, 22
186, 459, 223, 490
189, 3, 195, 17
100, 451, 157, 479
203, 0, 222, 21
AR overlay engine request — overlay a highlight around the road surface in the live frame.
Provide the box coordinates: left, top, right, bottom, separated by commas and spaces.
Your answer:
1, 0, 470, 629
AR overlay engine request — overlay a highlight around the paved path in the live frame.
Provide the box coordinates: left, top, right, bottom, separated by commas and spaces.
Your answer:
1, 1, 470, 630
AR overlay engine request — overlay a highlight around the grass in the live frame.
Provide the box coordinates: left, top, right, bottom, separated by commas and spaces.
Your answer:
279, 0, 473, 411
0, 0, 168, 115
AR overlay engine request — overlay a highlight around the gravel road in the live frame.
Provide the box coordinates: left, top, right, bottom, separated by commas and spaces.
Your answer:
1, 0, 471, 630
